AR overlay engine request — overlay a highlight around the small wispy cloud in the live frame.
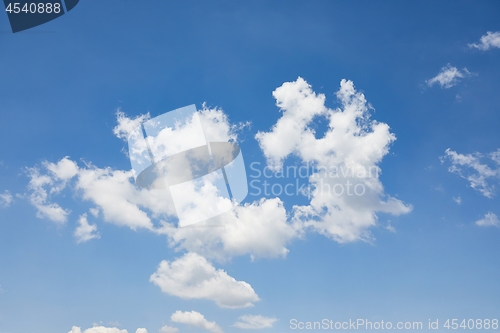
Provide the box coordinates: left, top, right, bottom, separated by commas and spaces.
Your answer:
0, 190, 13, 207
159, 326, 179, 333
441, 148, 500, 198
426, 64, 472, 89
469, 31, 500, 51
453, 196, 462, 205
475, 212, 500, 228
74, 214, 100, 244
233, 315, 278, 329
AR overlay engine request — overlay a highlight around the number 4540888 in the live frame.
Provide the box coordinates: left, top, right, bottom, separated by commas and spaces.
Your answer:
5, 2, 61, 14
443, 319, 499, 330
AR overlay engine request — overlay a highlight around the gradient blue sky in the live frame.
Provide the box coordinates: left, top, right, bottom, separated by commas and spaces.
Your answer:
1, 1, 500, 333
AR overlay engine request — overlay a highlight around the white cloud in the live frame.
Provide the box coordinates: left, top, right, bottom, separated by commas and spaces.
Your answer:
384, 221, 396, 233
256, 77, 411, 243
25, 110, 297, 260
475, 212, 500, 227
158, 197, 298, 261
453, 196, 462, 205
26, 159, 75, 224
75, 214, 100, 243
68, 326, 128, 333
426, 64, 470, 89
171, 310, 223, 333
150, 252, 259, 308
233, 315, 277, 329
75, 166, 165, 230
469, 31, 500, 50
0, 190, 13, 207
158, 326, 178, 333
26, 80, 410, 254
89, 207, 100, 217
113, 110, 150, 141
46, 156, 79, 180
442, 148, 500, 198
135, 329, 148, 333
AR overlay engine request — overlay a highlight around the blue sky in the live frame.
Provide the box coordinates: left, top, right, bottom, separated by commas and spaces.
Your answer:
1, 1, 500, 333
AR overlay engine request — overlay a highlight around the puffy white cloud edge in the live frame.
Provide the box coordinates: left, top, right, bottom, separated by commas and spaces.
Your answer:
256, 77, 412, 243
150, 252, 259, 308
171, 310, 223, 333
74, 213, 100, 243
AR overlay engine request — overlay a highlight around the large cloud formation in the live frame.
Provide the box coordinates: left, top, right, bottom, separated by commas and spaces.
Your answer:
23, 78, 411, 308
256, 77, 412, 243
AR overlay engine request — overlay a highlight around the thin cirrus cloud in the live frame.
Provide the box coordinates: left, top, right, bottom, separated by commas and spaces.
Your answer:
442, 148, 500, 198
426, 64, 471, 89
150, 252, 260, 308
67, 326, 129, 333
158, 326, 179, 333
171, 310, 223, 333
233, 315, 278, 329
469, 31, 500, 51
475, 212, 500, 228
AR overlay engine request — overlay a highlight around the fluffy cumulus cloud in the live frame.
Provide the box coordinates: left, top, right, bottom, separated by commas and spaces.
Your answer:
256, 77, 411, 243
475, 212, 500, 228
113, 110, 150, 141
24, 157, 174, 229
135, 329, 148, 333
74, 214, 100, 243
442, 148, 500, 198
158, 197, 298, 261
75, 165, 176, 230
68, 326, 128, 333
0, 190, 13, 207
469, 31, 500, 50
171, 310, 223, 333
233, 315, 278, 329
426, 64, 471, 89
25, 157, 78, 224
150, 252, 259, 308
24, 105, 299, 261
24, 79, 410, 251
